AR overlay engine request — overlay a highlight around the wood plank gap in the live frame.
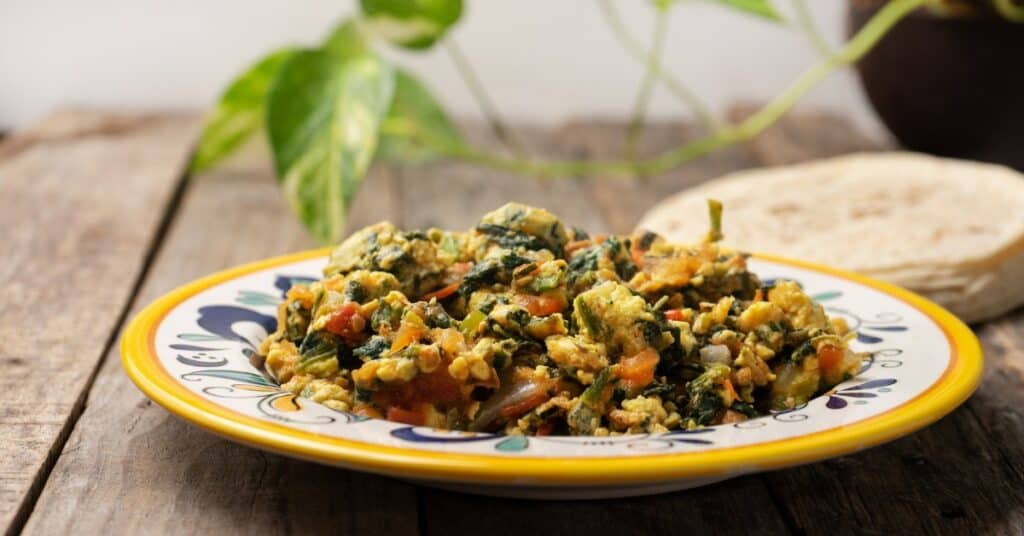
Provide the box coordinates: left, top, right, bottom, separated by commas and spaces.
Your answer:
4, 149, 194, 536
760, 473, 803, 536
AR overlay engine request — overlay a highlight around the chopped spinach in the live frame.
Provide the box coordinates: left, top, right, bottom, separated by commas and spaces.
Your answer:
789, 340, 815, 362
297, 331, 340, 370
638, 231, 659, 250
575, 299, 603, 337
476, 223, 553, 254
283, 299, 311, 343
731, 401, 759, 418
353, 336, 389, 361
568, 368, 612, 433
343, 280, 367, 303
371, 300, 402, 331
641, 382, 675, 398
458, 260, 501, 296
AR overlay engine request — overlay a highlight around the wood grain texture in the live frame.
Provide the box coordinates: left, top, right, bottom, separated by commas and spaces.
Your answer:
21, 157, 419, 535
729, 110, 1024, 535
0, 111, 199, 534
9, 110, 1019, 536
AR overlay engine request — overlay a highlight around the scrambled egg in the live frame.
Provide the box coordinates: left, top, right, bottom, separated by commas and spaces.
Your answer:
258, 202, 863, 435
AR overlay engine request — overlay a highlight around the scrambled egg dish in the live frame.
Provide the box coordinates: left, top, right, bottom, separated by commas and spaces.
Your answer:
258, 202, 862, 435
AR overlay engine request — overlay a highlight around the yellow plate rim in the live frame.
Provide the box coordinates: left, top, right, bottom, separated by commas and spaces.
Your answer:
121, 248, 983, 486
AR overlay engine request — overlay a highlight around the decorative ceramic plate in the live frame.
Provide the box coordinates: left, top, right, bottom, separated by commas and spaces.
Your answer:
122, 249, 982, 499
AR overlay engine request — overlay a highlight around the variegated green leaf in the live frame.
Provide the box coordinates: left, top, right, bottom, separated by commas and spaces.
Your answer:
191, 47, 296, 172
711, 0, 781, 20
322, 19, 371, 56
360, 0, 464, 50
267, 50, 395, 244
376, 69, 461, 163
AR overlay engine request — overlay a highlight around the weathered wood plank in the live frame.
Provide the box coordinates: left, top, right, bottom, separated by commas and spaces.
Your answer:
728, 109, 1024, 535
0, 111, 200, 534
422, 477, 790, 536
21, 154, 419, 534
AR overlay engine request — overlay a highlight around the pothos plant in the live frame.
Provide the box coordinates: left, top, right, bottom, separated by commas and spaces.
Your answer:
191, 0, 1023, 244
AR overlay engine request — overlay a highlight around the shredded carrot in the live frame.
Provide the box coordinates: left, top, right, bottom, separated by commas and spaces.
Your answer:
421, 282, 460, 302
514, 293, 566, 316
722, 379, 738, 402
391, 322, 426, 352
564, 240, 593, 255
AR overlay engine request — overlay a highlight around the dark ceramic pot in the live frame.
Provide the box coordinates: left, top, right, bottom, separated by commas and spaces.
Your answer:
848, 2, 1024, 170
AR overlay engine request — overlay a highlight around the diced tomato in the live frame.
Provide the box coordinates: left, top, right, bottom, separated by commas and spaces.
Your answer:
324, 303, 365, 343
618, 348, 659, 391
536, 421, 556, 436
414, 367, 462, 405
514, 293, 566, 316
499, 391, 550, 419
753, 288, 764, 302
818, 344, 844, 373
664, 309, 685, 322
421, 282, 460, 302
386, 406, 427, 426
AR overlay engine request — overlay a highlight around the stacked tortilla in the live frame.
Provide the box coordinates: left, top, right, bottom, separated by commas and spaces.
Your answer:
637, 152, 1024, 323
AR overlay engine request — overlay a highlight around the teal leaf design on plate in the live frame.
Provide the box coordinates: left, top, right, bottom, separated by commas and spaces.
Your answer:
495, 435, 529, 452
811, 290, 842, 302
236, 290, 283, 307
182, 370, 275, 387
178, 333, 227, 341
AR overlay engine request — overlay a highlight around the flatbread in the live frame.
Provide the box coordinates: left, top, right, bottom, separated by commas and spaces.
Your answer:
637, 152, 1024, 323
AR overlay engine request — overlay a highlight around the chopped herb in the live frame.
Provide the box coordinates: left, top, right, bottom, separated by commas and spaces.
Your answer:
353, 336, 389, 360
297, 331, 339, 370
460, 310, 487, 337
476, 223, 553, 253
344, 280, 367, 303
575, 298, 602, 337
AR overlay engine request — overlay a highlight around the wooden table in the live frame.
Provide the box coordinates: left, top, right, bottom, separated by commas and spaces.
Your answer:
1, 108, 1021, 535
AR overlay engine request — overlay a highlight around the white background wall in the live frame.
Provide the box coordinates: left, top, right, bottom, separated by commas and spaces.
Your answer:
0, 1, 884, 135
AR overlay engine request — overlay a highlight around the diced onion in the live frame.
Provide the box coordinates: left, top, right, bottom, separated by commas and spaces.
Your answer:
700, 344, 733, 366
469, 378, 550, 432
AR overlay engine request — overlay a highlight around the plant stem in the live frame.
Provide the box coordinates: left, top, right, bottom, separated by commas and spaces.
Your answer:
402, 0, 924, 179
625, 8, 670, 164
442, 38, 522, 153
598, 0, 723, 132
792, 0, 834, 57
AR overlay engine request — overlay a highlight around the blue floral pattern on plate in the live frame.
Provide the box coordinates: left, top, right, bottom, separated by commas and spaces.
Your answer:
151, 257, 950, 457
